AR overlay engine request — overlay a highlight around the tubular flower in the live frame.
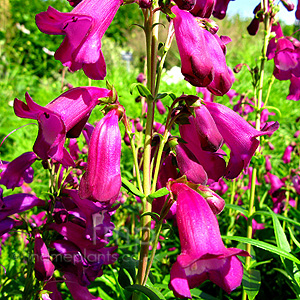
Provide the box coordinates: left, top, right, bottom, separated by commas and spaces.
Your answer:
213, 0, 231, 19
0, 152, 37, 190
79, 109, 121, 203
204, 101, 279, 179
172, 5, 233, 95
174, 142, 208, 184
0, 194, 45, 221
36, 0, 123, 80
174, 0, 215, 17
192, 105, 223, 152
169, 182, 248, 298
34, 233, 55, 281
179, 117, 226, 182
14, 87, 112, 166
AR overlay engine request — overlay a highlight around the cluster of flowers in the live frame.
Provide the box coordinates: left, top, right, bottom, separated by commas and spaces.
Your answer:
247, 1, 300, 101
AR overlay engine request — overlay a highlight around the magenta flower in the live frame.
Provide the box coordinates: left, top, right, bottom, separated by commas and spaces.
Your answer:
0, 152, 37, 190
34, 233, 55, 281
172, 6, 232, 95
204, 101, 279, 178
292, 175, 300, 194
153, 153, 178, 218
36, 0, 123, 80
14, 87, 112, 166
175, 142, 208, 184
79, 109, 121, 203
0, 194, 45, 221
213, 0, 231, 19
169, 182, 248, 298
64, 272, 103, 300
179, 119, 226, 182
192, 105, 223, 151
282, 145, 293, 163
297, 0, 300, 19
197, 185, 225, 214
287, 76, 300, 101
265, 172, 284, 196
0, 218, 23, 237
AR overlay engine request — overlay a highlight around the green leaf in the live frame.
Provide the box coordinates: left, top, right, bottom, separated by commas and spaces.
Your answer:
125, 284, 166, 300
221, 236, 300, 264
121, 177, 145, 198
140, 212, 161, 223
118, 256, 138, 289
130, 83, 153, 101
155, 92, 176, 101
225, 203, 249, 218
287, 226, 300, 249
148, 188, 169, 199
242, 268, 261, 300
253, 210, 300, 227
267, 207, 291, 253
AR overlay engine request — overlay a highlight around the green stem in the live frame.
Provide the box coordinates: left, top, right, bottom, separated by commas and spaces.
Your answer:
135, 2, 160, 289
142, 220, 163, 285
242, 2, 272, 299
154, 21, 174, 98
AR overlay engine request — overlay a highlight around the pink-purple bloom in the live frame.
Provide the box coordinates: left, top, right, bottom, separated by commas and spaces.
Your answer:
34, 233, 55, 281
0, 152, 37, 190
36, 0, 123, 80
204, 101, 279, 178
79, 109, 121, 203
14, 87, 112, 166
169, 182, 248, 298
172, 6, 233, 95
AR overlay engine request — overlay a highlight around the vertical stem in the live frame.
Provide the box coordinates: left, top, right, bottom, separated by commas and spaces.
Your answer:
242, 2, 272, 299
135, 2, 160, 289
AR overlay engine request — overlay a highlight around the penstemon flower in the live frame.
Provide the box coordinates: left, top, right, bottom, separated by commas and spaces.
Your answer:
79, 108, 122, 203
14, 87, 112, 166
168, 181, 249, 298
36, 0, 123, 80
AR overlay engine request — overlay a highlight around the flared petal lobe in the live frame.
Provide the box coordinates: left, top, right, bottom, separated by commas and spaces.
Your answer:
36, 0, 123, 80
204, 101, 279, 178
14, 87, 112, 166
169, 182, 248, 298
79, 109, 121, 203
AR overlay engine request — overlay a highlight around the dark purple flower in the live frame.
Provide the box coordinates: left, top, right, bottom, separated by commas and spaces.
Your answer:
36, 0, 123, 80
44, 279, 63, 300
64, 272, 103, 300
280, 0, 295, 11
213, 0, 231, 19
0, 194, 45, 221
0, 152, 37, 190
14, 87, 112, 166
292, 175, 300, 194
79, 109, 121, 203
297, 0, 300, 19
34, 233, 55, 281
0, 217, 23, 237
169, 182, 248, 298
